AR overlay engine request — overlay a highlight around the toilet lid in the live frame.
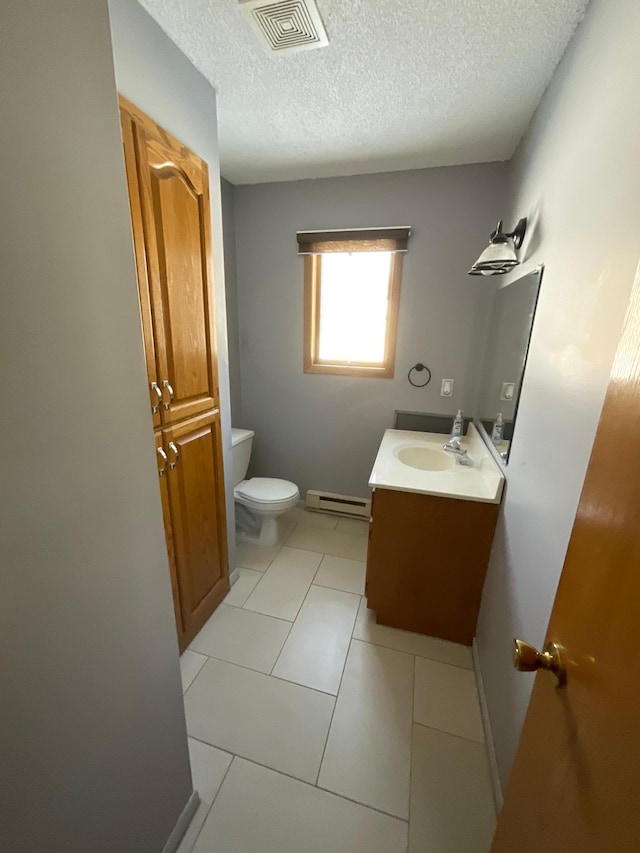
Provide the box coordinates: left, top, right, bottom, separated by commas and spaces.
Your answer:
236, 477, 299, 503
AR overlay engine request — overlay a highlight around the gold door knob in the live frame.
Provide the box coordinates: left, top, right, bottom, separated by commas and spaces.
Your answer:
513, 639, 566, 686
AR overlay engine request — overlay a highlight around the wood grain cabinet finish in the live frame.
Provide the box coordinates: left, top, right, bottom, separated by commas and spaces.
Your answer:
120, 98, 220, 426
121, 113, 163, 429
155, 431, 182, 638
121, 98, 228, 651
162, 412, 229, 648
365, 488, 499, 646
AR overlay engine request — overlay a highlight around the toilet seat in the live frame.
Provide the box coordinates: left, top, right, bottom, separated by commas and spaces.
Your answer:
237, 477, 298, 503
235, 477, 299, 513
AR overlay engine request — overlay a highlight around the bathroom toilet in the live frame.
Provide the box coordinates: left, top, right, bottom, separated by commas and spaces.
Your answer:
231, 428, 299, 546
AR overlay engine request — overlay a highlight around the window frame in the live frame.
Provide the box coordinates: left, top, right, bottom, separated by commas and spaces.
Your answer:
303, 249, 403, 379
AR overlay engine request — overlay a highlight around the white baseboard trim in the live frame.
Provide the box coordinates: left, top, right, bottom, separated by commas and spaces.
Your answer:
161, 789, 200, 853
229, 567, 240, 586
472, 639, 504, 814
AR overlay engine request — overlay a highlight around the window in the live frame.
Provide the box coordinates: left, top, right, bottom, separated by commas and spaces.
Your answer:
297, 227, 410, 378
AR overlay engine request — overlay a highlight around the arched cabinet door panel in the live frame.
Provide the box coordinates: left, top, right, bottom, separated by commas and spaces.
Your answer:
126, 102, 220, 426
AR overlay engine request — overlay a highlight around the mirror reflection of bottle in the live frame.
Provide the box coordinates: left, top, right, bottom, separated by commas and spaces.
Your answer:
491, 413, 504, 445
451, 409, 464, 439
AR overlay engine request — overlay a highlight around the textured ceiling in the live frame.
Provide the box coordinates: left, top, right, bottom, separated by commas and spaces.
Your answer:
137, 0, 589, 184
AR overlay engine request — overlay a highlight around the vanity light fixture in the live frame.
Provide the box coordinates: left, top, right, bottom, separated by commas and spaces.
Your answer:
468, 218, 527, 276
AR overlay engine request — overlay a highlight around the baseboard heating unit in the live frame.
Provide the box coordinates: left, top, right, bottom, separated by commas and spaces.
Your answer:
305, 490, 371, 519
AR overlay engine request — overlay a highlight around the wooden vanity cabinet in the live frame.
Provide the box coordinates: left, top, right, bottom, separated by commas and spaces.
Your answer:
365, 487, 499, 645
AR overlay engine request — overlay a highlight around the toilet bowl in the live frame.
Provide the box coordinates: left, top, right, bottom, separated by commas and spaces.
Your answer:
231, 428, 299, 546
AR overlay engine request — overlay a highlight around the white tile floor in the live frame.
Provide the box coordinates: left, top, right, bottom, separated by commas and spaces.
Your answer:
178, 509, 495, 853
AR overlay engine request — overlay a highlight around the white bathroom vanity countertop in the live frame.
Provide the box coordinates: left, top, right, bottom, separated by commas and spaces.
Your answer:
368, 424, 505, 504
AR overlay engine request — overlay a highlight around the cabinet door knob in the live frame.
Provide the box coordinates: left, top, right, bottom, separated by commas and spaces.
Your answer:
513, 639, 566, 686
151, 381, 163, 414
162, 380, 174, 410
168, 441, 179, 470
157, 446, 168, 477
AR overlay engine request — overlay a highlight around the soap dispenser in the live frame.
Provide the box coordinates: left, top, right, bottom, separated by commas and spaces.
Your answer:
491, 413, 504, 446
451, 409, 464, 439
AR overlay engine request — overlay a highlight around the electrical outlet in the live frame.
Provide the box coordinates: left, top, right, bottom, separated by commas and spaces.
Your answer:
500, 382, 515, 401
441, 378, 454, 397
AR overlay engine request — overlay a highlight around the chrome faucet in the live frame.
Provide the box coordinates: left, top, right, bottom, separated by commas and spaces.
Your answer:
443, 436, 475, 466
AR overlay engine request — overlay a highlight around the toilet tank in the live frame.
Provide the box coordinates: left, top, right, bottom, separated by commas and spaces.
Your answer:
231, 428, 255, 487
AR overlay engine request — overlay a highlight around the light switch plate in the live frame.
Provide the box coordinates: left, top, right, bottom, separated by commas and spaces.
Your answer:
500, 382, 515, 401
441, 378, 454, 397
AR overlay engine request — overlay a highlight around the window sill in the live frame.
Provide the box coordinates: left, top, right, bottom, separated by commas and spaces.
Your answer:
304, 362, 394, 378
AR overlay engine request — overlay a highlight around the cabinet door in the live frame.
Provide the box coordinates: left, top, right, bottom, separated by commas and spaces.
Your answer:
154, 431, 184, 644
133, 111, 220, 425
119, 108, 162, 429
163, 411, 229, 646
366, 487, 499, 645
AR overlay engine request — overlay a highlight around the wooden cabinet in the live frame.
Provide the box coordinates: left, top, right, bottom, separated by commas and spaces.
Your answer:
121, 98, 220, 426
365, 488, 499, 646
121, 112, 163, 430
121, 97, 229, 651
136, 129, 220, 425
155, 431, 182, 637
162, 412, 228, 646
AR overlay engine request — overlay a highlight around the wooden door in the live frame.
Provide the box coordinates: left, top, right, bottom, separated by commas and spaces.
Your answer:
154, 431, 183, 642
163, 410, 229, 649
122, 97, 220, 426
492, 268, 640, 852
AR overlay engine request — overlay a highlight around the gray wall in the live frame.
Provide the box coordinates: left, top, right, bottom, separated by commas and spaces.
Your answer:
108, 0, 236, 572
221, 178, 243, 423
1, 1, 191, 850
234, 164, 506, 498
476, 0, 640, 793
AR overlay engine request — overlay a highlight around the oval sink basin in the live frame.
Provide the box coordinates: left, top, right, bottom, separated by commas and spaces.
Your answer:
396, 446, 454, 472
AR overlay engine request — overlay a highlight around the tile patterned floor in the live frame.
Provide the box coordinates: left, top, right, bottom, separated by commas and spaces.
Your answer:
178, 509, 495, 853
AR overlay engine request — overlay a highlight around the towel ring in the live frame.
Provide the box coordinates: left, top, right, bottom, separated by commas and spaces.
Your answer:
408, 363, 432, 388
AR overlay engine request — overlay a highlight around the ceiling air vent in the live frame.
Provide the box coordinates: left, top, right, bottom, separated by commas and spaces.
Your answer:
240, 0, 329, 54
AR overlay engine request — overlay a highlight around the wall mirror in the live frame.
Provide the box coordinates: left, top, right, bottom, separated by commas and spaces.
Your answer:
475, 266, 543, 462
